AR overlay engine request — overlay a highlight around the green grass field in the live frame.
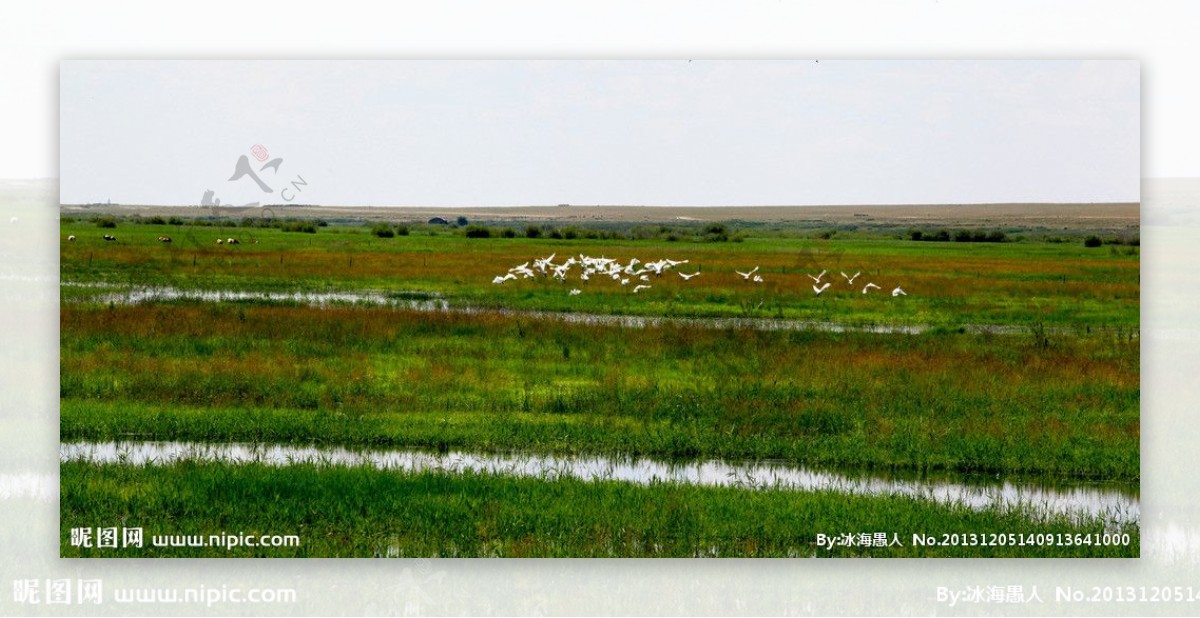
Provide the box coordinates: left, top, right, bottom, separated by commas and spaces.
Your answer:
59, 214, 1140, 557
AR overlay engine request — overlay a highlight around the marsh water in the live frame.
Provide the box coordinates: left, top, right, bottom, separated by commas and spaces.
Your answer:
61, 441, 1139, 525
63, 282, 1069, 336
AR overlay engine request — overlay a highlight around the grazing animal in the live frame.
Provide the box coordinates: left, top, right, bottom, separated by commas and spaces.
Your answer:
102, 234, 116, 241
226, 237, 239, 245
862, 282, 881, 294
67, 235, 76, 242
892, 286, 907, 297
158, 236, 172, 243
813, 282, 831, 295
216, 238, 224, 245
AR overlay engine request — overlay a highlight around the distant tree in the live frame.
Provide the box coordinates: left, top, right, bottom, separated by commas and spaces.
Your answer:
1084, 235, 1103, 248
456, 216, 469, 226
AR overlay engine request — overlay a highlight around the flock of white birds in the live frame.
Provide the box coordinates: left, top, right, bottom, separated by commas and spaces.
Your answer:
492, 253, 907, 298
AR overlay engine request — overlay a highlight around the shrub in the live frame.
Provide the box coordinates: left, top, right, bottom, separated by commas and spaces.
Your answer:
281, 221, 317, 233
396, 225, 410, 236
95, 216, 117, 229
525, 225, 542, 239
456, 216, 469, 226
371, 223, 395, 238
909, 230, 923, 241
167, 216, 184, 226
500, 228, 517, 239
464, 225, 492, 238
1083, 235, 1102, 248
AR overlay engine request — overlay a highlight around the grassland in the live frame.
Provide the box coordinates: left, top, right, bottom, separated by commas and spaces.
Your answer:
61, 461, 1137, 558
59, 220, 1139, 329
59, 207, 1140, 557
61, 302, 1138, 480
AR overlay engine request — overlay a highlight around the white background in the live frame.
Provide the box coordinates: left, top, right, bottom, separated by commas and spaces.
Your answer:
1, 2, 1197, 616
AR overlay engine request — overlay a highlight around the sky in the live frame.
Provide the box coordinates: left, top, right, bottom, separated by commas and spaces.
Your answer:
59, 59, 1139, 207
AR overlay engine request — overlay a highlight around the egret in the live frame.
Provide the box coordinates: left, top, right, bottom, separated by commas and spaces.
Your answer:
735, 266, 760, 280
620, 278, 630, 286
569, 289, 582, 296
752, 275, 764, 284
892, 286, 907, 297
638, 275, 650, 282
813, 282, 831, 295
633, 284, 651, 293
862, 282, 880, 294
841, 271, 860, 285
678, 271, 700, 280
807, 270, 827, 284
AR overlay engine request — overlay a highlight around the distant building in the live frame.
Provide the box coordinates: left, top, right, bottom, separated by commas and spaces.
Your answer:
428, 217, 449, 225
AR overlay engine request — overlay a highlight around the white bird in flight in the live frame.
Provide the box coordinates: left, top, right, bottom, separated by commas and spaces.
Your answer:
807, 270, 827, 284
862, 282, 881, 294
678, 271, 700, 280
736, 266, 760, 280
633, 284, 652, 293
892, 286, 907, 297
569, 288, 582, 296
841, 271, 860, 285
752, 275, 764, 284
813, 282, 831, 295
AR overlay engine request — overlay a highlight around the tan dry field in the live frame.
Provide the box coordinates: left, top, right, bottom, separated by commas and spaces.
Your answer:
63, 201, 1140, 231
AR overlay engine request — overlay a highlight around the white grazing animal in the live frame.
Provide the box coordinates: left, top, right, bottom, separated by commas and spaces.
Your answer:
67, 235, 76, 242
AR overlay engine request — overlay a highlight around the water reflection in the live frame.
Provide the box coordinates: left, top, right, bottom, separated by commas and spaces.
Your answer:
61, 441, 1138, 525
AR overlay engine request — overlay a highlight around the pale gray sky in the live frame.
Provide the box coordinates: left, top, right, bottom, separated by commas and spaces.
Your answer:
59, 60, 1139, 206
